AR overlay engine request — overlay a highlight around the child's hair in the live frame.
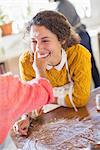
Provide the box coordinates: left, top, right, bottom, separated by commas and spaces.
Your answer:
25, 10, 80, 49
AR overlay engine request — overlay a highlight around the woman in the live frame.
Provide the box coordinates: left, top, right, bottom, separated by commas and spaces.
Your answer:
14, 10, 91, 135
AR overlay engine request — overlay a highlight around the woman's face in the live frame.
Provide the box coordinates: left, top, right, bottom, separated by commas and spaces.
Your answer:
30, 25, 63, 66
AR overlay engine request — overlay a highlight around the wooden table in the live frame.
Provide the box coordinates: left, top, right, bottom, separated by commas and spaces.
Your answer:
11, 87, 100, 150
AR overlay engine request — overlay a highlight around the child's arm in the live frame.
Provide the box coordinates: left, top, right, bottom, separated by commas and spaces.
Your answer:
0, 73, 54, 144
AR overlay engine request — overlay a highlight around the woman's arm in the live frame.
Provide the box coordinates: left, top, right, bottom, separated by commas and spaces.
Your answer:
65, 47, 91, 108
53, 46, 91, 109
16, 50, 51, 135
19, 51, 35, 81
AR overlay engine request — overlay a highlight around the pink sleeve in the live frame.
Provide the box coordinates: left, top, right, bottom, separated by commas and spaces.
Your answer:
0, 73, 54, 143
22, 78, 55, 112
0, 73, 54, 117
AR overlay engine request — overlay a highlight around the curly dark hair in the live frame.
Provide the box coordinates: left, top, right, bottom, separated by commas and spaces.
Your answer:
25, 10, 80, 49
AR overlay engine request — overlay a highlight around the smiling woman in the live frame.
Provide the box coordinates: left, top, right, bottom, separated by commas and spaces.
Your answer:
13, 10, 92, 136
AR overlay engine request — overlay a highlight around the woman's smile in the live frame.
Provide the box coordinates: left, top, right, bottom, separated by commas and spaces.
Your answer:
37, 50, 51, 59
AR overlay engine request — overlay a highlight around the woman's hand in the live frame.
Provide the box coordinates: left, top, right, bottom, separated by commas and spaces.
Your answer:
33, 51, 49, 78
13, 118, 30, 136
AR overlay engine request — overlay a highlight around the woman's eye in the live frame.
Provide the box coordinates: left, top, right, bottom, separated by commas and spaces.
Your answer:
42, 40, 49, 43
31, 41, 37, 44
32, 41, 37, 43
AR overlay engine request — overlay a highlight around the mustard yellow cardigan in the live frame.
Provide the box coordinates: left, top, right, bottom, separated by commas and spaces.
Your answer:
19, 44, 91, 108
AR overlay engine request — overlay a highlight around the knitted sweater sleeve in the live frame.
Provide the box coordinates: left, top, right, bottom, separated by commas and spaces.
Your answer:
0, 73, 54, 143
65, 45, 91, 107
19, 51, 35, 81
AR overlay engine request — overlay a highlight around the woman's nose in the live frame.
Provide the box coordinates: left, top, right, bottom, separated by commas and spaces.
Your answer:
36, 43, 43, 51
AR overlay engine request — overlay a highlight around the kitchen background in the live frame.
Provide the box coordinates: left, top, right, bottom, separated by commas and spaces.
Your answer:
0, 0, 100, 88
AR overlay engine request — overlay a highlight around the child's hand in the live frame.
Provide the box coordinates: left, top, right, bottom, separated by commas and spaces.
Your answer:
35, 107, 44, 116
32, 107, 44, 119
13, 118, 30, 136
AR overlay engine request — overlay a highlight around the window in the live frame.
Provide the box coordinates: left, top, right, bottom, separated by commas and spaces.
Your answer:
69, 0, 91, 18
0, 0, 91, 33
0, 0, 56, 32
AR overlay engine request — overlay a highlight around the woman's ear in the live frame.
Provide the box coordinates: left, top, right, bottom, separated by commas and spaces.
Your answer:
62, 40, 66, 45
61, 39, 67, 49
